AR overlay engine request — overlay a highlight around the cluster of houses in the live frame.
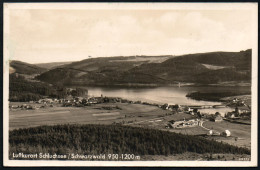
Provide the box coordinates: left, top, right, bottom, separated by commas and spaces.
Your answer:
60, 96, 122, 107
165, 118, 203, 129
10, 96, 164, 110
160, 104, 221, 119
9, 104, 38, 110
225, 106, 251, 119
10, 93, 250, 125
225, 97, 251, 118
228, 97, 248, 107
165, 116, 232, 137
160, 104, 202, 115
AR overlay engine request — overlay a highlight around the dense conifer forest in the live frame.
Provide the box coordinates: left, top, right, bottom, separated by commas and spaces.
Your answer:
9, 124, 250, 160
9, 74, 66, 101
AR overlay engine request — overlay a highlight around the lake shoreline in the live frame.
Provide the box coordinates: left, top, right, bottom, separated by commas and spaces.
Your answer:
66, 82, 251, 88
186, 91, 251, 102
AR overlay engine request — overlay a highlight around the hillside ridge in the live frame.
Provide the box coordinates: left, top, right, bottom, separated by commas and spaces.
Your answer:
13, 49, 251, 86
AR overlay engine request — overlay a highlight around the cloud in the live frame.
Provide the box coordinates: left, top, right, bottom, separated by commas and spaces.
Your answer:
7, 9, 254, 63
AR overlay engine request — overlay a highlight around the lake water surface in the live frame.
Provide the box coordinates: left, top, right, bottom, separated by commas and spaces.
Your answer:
86, 86, 250, 105
84, 86, 250, 116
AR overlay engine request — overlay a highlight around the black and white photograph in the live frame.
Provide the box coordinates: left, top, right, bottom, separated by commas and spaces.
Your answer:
3, 2, 258, 167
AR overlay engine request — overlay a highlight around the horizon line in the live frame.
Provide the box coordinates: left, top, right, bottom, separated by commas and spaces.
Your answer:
11, 48, 252, 65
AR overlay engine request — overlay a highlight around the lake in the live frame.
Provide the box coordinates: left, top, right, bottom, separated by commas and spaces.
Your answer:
85, 86, 250, 105
84, 86, 250, 116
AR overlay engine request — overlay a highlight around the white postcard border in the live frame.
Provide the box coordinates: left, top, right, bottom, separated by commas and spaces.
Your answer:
3, 2, 258, 167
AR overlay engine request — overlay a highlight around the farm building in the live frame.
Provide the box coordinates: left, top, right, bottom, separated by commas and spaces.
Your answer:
161, 103, 169, 110
170, 119, 200, 128
214, 115, 223, 122
184, 106, 192, 112
168, 104, 183, 112
10, 105, 19, 109
221, 130, 231, 137
207, 130, 213, 135
207, 130, 220, 136
235, 107, 241, 114
189, 111, 194, 115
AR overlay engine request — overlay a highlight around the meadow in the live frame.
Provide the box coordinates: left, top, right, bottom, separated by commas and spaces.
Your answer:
9, 102, 171, 130
9, 102, 251, 151
203, 121, 251, 149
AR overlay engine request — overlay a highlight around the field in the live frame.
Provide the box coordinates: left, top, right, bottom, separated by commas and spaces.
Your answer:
9, 102, 172, 130
203, 121, 251, 149
9, 102, 251, 151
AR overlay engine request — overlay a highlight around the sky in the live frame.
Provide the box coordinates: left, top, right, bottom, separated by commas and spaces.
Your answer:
6, 4, 256, 64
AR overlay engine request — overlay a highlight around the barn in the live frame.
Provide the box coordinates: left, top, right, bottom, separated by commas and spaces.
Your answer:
221, 130, 231, 137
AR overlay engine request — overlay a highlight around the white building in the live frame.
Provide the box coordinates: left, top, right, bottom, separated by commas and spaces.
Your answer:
221, 130, 231, 137
207, 130, 213, 136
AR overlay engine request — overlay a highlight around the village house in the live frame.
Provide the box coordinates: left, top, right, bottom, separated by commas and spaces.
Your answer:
169, 118, 201, 129
221, 130, 231, 137
10, 105, 19, 109
214, 115, 223, 122
226, 112, 234, 118
121, 99, 128, 103
207, 130, 221, 136
167, 106, 173, 111
184, 106, 192, 112
207, 130, 213, 136
167, 104, 182, 112
128, 100, 134, 104
88, 97, 98, 104
161, 103, 169, 110
235, 107, 241, 115
198, 121, 203, 126
116, 98, 122, 103
134, 100, 141, 104
233, 98, 239, 103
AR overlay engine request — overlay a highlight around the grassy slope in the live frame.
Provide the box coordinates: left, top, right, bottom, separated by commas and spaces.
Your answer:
203, 121, 251, 149
35, 61, 72, 70
10, 60, 47, 75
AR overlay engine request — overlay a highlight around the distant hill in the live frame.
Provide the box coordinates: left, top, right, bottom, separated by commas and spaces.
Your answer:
35, 61, 72, 70
36, 50, 252, 86
10, 60, 47, 75
130, 49, 251, 84
36, 55, 174, 85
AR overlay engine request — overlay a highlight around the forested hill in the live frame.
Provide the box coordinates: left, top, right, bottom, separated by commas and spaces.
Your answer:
9, 124, 250, 159
36, 49, 252, 86
9, 74, 60, 102
10, 60, 47, 75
